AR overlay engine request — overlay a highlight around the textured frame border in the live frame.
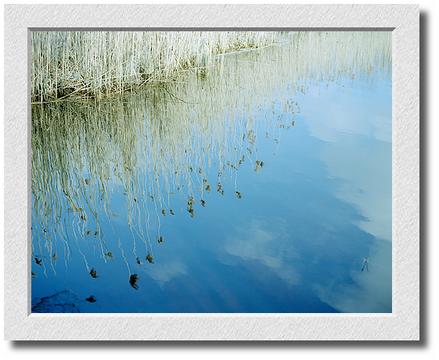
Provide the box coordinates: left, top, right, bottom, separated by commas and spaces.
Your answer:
4, 4, 419, 341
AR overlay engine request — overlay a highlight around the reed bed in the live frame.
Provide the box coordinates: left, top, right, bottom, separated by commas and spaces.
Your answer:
31, 31, 391, 274
31, 31, 279, 102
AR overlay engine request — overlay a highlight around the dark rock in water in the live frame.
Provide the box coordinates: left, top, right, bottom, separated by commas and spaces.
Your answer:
85, 295, 97, 303
32, 290, 81, 313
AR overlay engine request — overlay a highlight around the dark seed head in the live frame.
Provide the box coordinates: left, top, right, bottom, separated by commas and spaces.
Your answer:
86, 295, 96, 303
129, 274, 139, 290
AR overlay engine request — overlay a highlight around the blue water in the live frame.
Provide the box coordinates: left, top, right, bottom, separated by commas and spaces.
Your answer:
31, 38, 392, 313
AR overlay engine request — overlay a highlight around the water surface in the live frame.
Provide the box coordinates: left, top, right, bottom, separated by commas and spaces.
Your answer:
31, 32, 392, 313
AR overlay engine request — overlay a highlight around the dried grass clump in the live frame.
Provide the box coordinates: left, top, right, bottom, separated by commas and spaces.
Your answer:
31, 31, 279, 102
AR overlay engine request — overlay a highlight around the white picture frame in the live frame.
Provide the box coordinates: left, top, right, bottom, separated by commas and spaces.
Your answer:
4, 4, 419, 341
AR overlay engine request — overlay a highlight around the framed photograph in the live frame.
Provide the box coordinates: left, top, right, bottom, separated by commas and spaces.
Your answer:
4, 4, 419, 341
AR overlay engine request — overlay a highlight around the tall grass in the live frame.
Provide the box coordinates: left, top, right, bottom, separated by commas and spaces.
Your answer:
31, 31, 279, 102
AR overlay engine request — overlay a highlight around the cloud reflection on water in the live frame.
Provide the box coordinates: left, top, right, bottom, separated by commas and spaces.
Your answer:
224, 219, 300, 286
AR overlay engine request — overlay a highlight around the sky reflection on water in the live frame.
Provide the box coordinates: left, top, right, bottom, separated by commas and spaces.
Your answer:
31, 32, 391, 313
